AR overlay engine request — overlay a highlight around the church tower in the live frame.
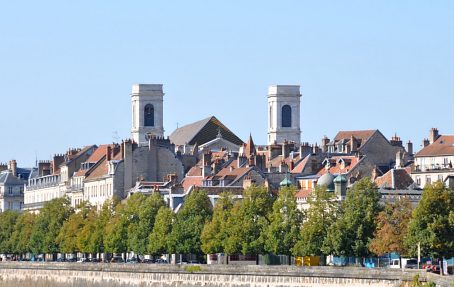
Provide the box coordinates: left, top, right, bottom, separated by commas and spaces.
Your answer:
131, 84, 164, 144
267, 85, 301, 145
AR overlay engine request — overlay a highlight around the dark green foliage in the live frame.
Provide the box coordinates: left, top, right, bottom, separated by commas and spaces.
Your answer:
265, 186, 303, 256
148, 206, 174, 255
224, 185, 273, 255
201, 192, 234, 254
405, 181, 454, 258
29, 197, 74, 254
293, 186, 337, 256
322, 178, 381, 258
168, 190, 212, 255
0, 210, 19, 253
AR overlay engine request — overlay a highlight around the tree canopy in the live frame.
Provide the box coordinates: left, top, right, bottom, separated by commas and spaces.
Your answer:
369, 197, 412, 256
293, 186, 337, 256
322, 178, 381, 258
405, 182, 454, 258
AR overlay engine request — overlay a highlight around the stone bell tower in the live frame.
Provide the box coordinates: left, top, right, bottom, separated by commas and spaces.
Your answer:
267, 85, 301, 145
131, 84, 164, 144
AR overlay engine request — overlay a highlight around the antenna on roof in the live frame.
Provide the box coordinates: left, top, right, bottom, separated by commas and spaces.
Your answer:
176, 122, 179, 129
35, 150, 38, 167
112, 131, 120, 143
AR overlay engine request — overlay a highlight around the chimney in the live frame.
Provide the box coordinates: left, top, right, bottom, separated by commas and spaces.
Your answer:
429, 128, 440, 144
407, 141, 413, 155
395, 150, 403, 169
299, 142, 312, 158
282, 141, 290, 158
321, 136, 330, 152
390, 134, 403, 147
120, 140, 125, 159
106, 146, 112, 161
9, 160, 17, 177
52, 154, 65, 174
38, 161, 51, 176
202, 152, 212, 177
350, 136, 357, 153
423, 138, 430, 148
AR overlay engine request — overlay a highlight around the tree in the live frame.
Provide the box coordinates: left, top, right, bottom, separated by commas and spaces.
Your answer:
148, 206, 174, 256
56, 202, 92, 255
405, 182, 454, 259
369, 197, 412, 257
104, 203, 128, 255
322, 178, 381, 259
127, 193, 166, 255
224, 185, 273, 256
0, 210, 19, 254
9, 212, 36, 257
29, 197, 74, 256
293, 186, 337, 256
167, 190, 212, 255
265, 186, 303, 256
201, 192, 235, 255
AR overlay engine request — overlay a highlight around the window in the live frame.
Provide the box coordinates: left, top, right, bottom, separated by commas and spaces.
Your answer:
8, 187, 13, 195
281, 105, 292, 127
438, 174, 443, 182
416, 176, 421, 186
144, 104, 154, 127
426, 176, 431, 185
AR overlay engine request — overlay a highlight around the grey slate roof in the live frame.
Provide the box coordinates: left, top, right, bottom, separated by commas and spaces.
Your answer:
169, 116, 244, 146
0, 171, 24, 185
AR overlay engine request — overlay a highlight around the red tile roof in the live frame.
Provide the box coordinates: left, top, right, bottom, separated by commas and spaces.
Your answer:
182, 176, 203, 191
316, 156, 360, 176
415, 135, 454, 157
291, 154, 310, 174
295, 189, 313, 199
74, 145, 114, 177
375, 168, 414, 189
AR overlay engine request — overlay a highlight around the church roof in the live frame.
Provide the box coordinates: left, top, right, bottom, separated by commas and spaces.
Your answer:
169, 116, 244, 146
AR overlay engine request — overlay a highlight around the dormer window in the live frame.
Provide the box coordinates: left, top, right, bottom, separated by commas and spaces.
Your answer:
144, 104, 154, 127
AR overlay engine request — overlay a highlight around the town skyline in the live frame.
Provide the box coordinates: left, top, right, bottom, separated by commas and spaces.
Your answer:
2, 1, 454, 166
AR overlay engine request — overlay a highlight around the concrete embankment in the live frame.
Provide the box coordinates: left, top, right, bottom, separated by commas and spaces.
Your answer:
0, 262, 450, 287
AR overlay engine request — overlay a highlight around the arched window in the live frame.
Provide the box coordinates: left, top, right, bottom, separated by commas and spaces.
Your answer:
144, 104, 154, 127
282, 105, 292, 127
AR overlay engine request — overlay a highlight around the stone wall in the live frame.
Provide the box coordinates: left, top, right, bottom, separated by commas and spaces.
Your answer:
0, 262, 449, 287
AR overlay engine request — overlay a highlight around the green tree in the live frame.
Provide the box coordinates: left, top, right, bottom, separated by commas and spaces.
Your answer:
405, 182, 454, 259
148, 206, 174, 256
168, 190, 212, 255
201, 192, 234, 254
224, 185, 273, 256
322, 178, 381, 259
56, 202, 92, 254
0, 210, 19, 254
82, 199, 116, 255
9, 212, 36, 257
104, 203, 128, 255
265, 186, 303, 256
369, 197, 412, 256
29, 197, 74, 256
293, 186, 337, 256
127, 193, 166, 255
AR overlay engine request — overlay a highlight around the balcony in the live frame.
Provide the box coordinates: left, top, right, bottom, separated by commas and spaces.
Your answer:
412, 164, 454, 173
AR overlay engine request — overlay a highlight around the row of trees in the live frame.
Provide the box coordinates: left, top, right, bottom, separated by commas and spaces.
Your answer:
0, 178, 452, 261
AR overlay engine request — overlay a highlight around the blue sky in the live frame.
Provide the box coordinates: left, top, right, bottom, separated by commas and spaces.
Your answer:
1, 1, 453, 167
